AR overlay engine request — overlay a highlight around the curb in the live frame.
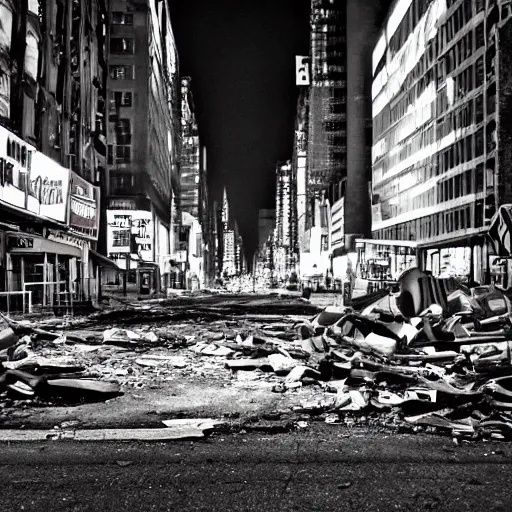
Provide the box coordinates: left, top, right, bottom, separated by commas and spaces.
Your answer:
0, 428, 207, 442
0, 419, 226, 442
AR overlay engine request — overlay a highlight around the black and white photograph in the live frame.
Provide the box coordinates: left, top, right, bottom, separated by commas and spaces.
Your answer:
1, 0, 512, 510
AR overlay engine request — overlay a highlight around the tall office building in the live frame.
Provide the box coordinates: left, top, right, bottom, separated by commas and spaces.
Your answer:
180, 77, 200, 218
104, 0, 180, 286
0, 0, 109, 309
292, 90, 308, 255
372, 0, 512, 281
258, 209, 276, 248
274, 161, 296, 276
307, 0, 347, 198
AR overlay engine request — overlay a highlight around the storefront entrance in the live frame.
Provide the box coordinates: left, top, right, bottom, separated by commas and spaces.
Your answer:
6, 232, 84, 311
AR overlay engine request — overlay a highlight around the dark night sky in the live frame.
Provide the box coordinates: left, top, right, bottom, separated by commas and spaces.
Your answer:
169, 0, 311, 257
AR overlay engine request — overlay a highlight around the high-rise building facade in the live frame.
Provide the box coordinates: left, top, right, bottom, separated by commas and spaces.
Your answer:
372, 0, 512, 281
292, 90, 308, 256
104, 0, 180, 287
273, 161, 297, 277
299, 0, 382, 281
0, 0, 109, 310
180, 77, 200, 218
307, 0, 347, 195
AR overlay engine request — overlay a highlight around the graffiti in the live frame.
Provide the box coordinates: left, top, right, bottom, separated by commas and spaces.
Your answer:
30, 175, 63, 205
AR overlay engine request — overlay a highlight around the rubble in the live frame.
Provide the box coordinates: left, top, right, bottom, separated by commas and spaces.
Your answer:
2, 279, 512, 441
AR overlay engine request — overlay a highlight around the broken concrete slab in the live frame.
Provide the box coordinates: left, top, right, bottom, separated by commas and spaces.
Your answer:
225, 359, 272, 371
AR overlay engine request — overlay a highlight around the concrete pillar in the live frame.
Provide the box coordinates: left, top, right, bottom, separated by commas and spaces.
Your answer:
345, 0, 383, 239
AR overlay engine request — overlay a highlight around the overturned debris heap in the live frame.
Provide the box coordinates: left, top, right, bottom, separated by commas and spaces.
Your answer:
281, 269, 512, 441
203, 269, 512, 441
3, 277, 512, 441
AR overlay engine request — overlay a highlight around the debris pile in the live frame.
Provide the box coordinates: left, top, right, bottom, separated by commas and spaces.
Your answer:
3, 274, 512, 441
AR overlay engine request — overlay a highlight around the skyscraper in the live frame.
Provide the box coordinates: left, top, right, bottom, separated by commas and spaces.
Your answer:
104, 0, 180, 286
307, 0, 347, 196
371, 0, 512, 283
180, 77, 200, 218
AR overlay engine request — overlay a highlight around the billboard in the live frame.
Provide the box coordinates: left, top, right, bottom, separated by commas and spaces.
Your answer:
68, 171, 100, 240
0, 125, 35, 209
107, 209, 153, 268
295, 56, 310, 86
27, 150, 70, 222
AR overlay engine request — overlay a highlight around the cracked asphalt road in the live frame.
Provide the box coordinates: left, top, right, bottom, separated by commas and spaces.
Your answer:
2, 426, 512, 511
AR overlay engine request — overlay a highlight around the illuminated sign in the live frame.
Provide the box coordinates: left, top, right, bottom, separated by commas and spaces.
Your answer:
68, 171, 100, 240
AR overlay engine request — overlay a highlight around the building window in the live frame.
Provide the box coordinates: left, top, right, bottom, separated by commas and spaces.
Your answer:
321, 235, 328, 252
112, 229, 131, 247
114, 145, 131, 164
110, 38, 134, 54
110, 171, 136, 193
112, 12, 133, 25
115, 119, 131, 145
109, 65, 134, 80
111, 91, 132, 107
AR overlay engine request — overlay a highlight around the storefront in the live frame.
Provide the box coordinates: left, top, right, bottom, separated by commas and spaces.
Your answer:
486, 204, 512, 289
354, 239, 418, 295
0, 126, 103, 307
6, 231, 83, 309
106, 208, 156, 291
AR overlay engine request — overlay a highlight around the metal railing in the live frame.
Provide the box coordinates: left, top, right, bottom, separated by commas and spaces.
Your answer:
23, 281, 70, 308
0, 291, 33, 315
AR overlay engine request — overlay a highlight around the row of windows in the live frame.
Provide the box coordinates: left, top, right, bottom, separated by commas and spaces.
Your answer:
388, 73, 434, 128
374, 203, 482, 243
110, 91, 133, 108
376, 123, 435, 175
375, 124, 487, 196
437, 129, 484, 174
413, 169, 475, 211
388, 0, 434, 59
453, 56, 484, 102
109, 65, 134, 80
393, 39, 437, 102
443, 0, 473, 47
110, 37, 134, 55
376, 155, 495, 229
108, 145, 131, 165
112, 12, 133, 25
374, 160, 429, 199
109, 171, 139, 192
374, 12, 488, 141
436, 97, 475, 139
379, 164, 475, 219
323, 121, 345, 132
439, 25, 481, 79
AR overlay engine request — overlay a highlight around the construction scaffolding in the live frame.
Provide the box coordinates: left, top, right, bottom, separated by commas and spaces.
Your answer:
307, 0, 347, 193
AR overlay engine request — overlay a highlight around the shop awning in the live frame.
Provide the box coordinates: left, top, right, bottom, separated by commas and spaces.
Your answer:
0, 199, 68, 230
6, 231, 82, 257
488, 204, 512, 257
357, 238, 418, 248
90, 250, 120, 270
